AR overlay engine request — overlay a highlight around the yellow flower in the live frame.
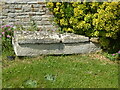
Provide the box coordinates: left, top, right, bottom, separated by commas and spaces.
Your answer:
63, 28, 74, 32
63, 28, 67, 31
74, 8, 83, 16
60, 19, 64, 25
54, 7, 59, 12
74, 8, 78, 13
60, 19, 68, 26
60, 9, 64, 14
94, 31, 99, 36
79, 10, 83, 14
62, 14, 64, 17
69, 17, 78, 24
74, 8, 79, 16
47, 2, 53, 7
56, 2, 61, 6
77, 21, 85, 29
66, 28, 74, 32
72, 2, 79, 7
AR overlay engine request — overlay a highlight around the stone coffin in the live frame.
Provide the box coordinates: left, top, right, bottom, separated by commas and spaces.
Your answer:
12, 31, 100, 56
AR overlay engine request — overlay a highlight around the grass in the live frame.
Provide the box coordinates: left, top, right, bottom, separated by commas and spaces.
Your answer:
2, 53, 118, 88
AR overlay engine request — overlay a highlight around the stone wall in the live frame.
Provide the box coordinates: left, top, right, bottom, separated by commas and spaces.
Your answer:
0, 1, 57, 31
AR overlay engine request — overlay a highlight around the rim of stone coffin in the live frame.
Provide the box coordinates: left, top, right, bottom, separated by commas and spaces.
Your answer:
13, 31, 89, 44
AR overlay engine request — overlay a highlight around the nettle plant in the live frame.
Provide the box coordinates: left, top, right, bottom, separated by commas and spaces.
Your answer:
0, 25, 14, 51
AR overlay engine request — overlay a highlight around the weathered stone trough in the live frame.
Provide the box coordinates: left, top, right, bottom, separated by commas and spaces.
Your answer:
12, 31, 100, 56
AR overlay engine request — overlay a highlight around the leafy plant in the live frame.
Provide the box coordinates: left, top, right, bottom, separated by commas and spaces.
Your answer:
22, 80, 38, 88
104, 50, 120, 60
29, 16, 39, 31
0, 25, 14, 52
44, 74, 56, 81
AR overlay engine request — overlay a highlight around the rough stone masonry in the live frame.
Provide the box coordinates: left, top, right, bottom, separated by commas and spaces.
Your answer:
0, 1, 57, 31
12, 31, 100, 56
1, 1, 101, 56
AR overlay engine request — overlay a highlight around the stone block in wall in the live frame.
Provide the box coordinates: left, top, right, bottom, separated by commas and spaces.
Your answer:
14, 4, 22, 9
0, 7, 2, 13
7, 19, 17, 22
41, 15, 54, 18
37, 21, 53, 25
15, 10, 23, 13
17, 15, 30, 19
6, 1, 27, 4
27, 1, 39, 4
27, 12, 45, 16
42, 17, 49, 21
8, 4, 15, 9
8, 13, 17, 18
21, 22, 31, 26
6, 9, 15, 13
37, 25, 58, 31
31, 8, 39, 12
1, 4, 9, 9
42, 6, 47, 11
29, 4, 41, 8
0, 16, 7, 19
6, 22, 14, 25
39, 6, 44, 12
37, 2, 46, 4
32, 4, 40, 8
0, 19, 6, 23
38, 11, 46, 15
0, 2, 6, 15
2, 13, 7, 16
17, 13, 28, 16
31, 16, 42, 21
14, 21, 31, 26
23, 5, 31, 12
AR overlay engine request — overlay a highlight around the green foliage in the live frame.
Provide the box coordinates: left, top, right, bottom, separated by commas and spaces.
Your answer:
0, 25, 14, 52
14, 16, 39, 31
104, 51, 120, 60
47, 2, 120, 52
29, 16, 39, 31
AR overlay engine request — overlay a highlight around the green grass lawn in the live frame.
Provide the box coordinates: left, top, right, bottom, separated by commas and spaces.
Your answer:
2, 53, 118, 88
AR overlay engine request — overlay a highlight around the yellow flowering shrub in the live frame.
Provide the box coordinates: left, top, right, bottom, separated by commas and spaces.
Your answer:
47, 2, 120, 51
